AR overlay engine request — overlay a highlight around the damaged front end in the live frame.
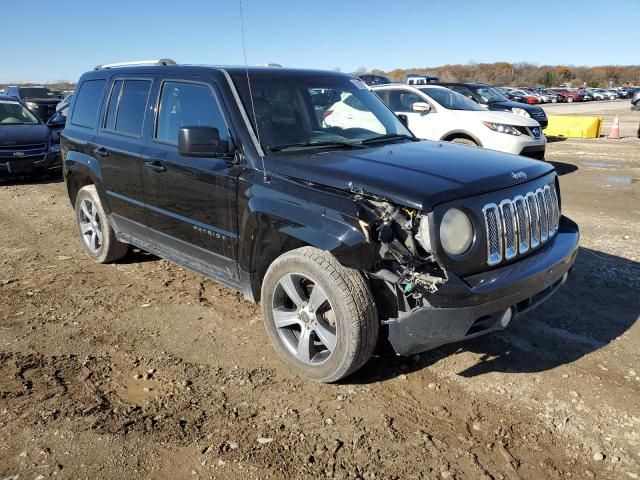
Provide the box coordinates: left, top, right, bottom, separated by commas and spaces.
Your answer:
353, 193, 448, 320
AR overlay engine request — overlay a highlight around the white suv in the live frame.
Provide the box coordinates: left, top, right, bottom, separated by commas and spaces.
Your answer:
372, 84, 546, 160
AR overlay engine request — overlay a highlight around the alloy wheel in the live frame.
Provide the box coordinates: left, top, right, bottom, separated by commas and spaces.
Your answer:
79, 198, 103, 253
272, 273, 337, 365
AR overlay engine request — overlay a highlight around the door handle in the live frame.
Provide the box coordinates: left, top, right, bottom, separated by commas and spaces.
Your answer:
93, 147, 109, 158
144, 160, 167, 173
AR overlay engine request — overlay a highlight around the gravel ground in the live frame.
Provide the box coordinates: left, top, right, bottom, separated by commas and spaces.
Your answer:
1, 101, 639, 479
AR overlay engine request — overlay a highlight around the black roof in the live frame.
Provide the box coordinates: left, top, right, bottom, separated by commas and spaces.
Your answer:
81, 65, 352, 80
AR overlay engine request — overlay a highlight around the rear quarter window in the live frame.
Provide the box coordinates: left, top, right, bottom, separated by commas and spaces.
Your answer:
71, 79, 106, 129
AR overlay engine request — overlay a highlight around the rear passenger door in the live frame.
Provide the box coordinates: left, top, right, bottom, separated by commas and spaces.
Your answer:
141, 77, 240, 281
96, 77, 153, 239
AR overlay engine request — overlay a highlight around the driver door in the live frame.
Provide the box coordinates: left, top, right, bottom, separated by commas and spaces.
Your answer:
377, 88, 437, 140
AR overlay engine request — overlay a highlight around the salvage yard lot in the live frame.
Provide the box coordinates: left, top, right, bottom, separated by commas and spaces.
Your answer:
1, 101, 638, 479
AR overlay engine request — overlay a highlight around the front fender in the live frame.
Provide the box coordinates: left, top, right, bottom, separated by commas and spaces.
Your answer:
237, 171, 379, 277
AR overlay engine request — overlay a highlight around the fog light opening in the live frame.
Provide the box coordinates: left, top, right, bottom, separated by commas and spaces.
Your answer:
500, 308, 513, 328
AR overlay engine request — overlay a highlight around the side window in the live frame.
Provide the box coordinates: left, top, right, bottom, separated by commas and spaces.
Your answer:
104, 80, 123, 131
155, 81, 230, 145
386, 90, 422, 112
71, 79, 106, 129
103, 80, 151, 136
344, 94, 368, 112
374, 89, 390, 106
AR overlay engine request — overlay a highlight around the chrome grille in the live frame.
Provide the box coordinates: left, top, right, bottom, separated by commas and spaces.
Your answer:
0, 143, 46, 151
483, 182, 560, 266
513, 195, 529, 253
482, 204, 502, 266
535, 189, 548, 242
500, 200, 517, 260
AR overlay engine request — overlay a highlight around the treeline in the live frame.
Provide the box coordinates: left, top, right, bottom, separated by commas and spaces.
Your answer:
361, 63, 640, 87
0, 81, 75, 90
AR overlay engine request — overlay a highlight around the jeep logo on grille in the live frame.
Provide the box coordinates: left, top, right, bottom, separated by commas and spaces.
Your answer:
13, 151, 25, 157
511, 171, 527, 180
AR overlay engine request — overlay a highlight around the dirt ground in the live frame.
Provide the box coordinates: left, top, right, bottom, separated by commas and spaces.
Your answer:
1, 101, 639, 480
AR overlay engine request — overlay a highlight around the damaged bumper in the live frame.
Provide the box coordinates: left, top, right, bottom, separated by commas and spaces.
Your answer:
387, 216, 579, 356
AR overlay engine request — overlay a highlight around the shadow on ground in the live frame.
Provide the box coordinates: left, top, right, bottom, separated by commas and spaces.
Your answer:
0, 172, 63, 186
350, 247, 639, 383
548, 161, 578, 176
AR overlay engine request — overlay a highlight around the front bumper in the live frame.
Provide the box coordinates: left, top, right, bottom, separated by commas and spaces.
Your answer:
387, 216, 579, 356
482, 130, 546, 158
0, 152, 61, 176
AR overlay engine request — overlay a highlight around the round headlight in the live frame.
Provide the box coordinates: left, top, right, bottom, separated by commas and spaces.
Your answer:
439, 208, 474, 256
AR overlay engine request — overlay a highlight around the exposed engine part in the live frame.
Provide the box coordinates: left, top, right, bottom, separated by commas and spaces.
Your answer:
355, 197, 447, 297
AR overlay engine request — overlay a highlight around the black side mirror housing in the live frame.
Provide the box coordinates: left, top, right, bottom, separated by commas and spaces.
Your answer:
178, 126, 232, 158
397, 114, 409, 127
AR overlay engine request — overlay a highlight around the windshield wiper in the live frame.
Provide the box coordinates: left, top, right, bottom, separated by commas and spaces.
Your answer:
267, 141, 366, 152
359, 134, 419, 145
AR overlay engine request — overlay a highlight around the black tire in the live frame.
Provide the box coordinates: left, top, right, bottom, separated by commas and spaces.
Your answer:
74, 185, 129, 263
261, 247, 378, 383
450, 137, 478, 147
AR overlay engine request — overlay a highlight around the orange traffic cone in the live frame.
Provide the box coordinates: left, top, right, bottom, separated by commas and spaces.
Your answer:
608, 115, 621, 139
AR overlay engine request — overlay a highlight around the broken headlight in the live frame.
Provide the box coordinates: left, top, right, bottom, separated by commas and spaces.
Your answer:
416, 215, 432, 252
439, 208, 474, 256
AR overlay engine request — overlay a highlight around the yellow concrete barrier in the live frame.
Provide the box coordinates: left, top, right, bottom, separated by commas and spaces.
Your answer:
543, 115, 602, 138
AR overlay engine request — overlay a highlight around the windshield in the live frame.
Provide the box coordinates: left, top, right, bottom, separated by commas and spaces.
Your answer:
19, 87, 56, 99
474, 86, 508, 103
419, 87, 484, 111
0, 100, 40, 125
231, 73, 412, 153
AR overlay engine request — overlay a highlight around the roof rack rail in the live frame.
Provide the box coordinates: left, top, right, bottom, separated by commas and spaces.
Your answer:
94, 59, 177, 70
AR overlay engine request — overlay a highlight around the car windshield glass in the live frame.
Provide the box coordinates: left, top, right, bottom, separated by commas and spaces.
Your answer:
419, 87, 484, 111
474, 86, 508, 103
232, 73, 413, 153
0, 100, 40, 125
18, 87, 56, 99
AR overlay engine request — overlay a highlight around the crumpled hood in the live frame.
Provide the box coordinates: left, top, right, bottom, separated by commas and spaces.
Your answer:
269, 140, 554, 211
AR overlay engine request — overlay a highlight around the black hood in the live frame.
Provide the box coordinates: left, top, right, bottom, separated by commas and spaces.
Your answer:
0, 124, 50, 159
0, 124, 49, 144
269, 140, 554, 211
26, 98, 60, 105
487, 99, 543, 114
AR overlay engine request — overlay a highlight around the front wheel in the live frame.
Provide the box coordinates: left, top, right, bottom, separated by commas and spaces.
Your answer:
567, 96, 574, 103
261, 247, 378, 383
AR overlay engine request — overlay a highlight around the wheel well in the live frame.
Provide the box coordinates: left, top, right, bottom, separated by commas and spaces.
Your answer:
441, 132, 480, 146
249, 236, 310, 302
66, 172, 94, 206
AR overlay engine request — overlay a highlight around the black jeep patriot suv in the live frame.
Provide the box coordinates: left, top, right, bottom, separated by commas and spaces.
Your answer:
61, 60, 579, 382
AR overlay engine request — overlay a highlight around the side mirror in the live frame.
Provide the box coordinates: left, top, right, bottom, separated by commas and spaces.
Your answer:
411, 102, 431, 113
47, 111, 67, 126
397, 114, 409, 127
178, 126, 232, 158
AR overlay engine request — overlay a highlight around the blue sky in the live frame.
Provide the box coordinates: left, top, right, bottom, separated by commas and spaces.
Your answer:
3, 0, 638, 83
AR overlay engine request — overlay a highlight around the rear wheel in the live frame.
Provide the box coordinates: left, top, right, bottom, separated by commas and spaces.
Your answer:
261, 247, 378, 383
449, 137, 478, 147
567, 96, 574, 103
75, 185, 129, 263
